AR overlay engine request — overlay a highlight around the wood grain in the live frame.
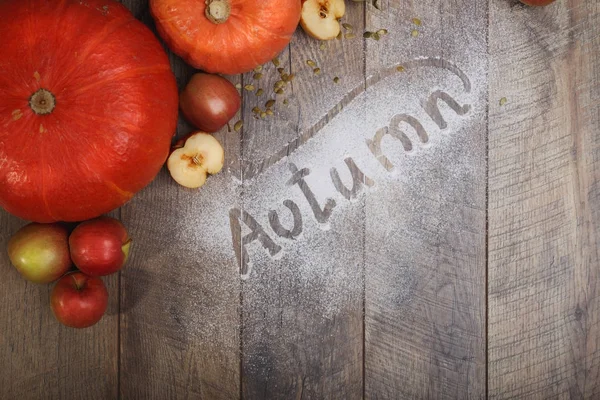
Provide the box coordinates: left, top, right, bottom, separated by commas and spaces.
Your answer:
117, 1, 241, 398
488, 0, 600, 398
239, 3, 366, 398
0, 213, 119, 400
364, 0, 487, 398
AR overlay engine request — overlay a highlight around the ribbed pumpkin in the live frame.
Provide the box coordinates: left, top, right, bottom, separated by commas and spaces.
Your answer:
0, 0, 179, 222
150, 0, 301, 75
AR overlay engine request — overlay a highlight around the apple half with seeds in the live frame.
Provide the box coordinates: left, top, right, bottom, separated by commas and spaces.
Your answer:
167, 132, 225, 189
300, 0, 346, 40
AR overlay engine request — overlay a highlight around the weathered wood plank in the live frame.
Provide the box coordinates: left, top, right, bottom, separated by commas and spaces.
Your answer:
0, 214, 119, 400
239, 4, 366, 398
364, 0, 487, 398
118, 1, 241, 398
488, 1, 600, 398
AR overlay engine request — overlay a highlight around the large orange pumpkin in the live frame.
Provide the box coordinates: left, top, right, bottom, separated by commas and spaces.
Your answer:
0, 0, 179, 223
150, 0, 301, 75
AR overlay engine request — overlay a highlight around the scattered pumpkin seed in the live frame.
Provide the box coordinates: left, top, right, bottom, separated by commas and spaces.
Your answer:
260, 112, 267, 118
320, 42, 326, 50
342, 23, 353, 31
244, 84, 255, 91
499, 97, 507, 106
373, 0, 381, 10
376, 29, 388, 35
277, 67, 285, 74
411, 29, 419, 37
412, 17, 422, 26
373, 32, 381, 40
333, 77, 340, 84
234, 120, 243, 132
274, 80, 285, 90
272, 57, 280, 67
266, 109, 274, 116
235, 83, 242, 89
336, 30, 343, 40
265, 99, 276, 108
256, 88, 264, 96
283, 99, 289, 105
253, 73, 263, 80
396, 65, 405, 72
283, 73, 295, 82
275, 88, 284, 95
252, 106, 261, 114
345, 33, 356, 39
254, 65, 263, 72
306, 60, 316, 67
313, 68, 321, 75
363, 31, 373, 38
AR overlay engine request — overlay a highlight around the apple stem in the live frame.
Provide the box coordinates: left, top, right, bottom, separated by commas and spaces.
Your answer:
205, 0, 230, 24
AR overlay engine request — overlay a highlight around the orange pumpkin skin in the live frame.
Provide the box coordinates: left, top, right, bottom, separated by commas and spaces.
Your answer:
150, 0, 301, 75
0, 0, 179, 223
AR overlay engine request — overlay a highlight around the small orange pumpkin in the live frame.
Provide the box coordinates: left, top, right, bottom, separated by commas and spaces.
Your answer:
150, 0, 301, 75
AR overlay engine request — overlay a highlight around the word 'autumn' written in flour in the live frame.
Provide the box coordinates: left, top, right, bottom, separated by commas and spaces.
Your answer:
229, 59, 472, 279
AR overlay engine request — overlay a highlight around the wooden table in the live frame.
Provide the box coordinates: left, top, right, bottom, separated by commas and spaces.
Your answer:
1, 0, 598, 398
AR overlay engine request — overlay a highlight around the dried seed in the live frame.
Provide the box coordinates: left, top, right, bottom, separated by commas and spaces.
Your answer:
284, 73, 295, 82
320, 42, 326, 50
412, 17, 422, 26
234, 120, 243, 132
266, 109, 274, 116
274, 80, 285, 90
252, 106, 261, 114
313, 68, 321, 75
333, 77, 340, 84
373, 32, 381, 40
244, 84, 255, 91
411, 29, 419, 37
235, 83, 242, 89
254, 65, 263, 72
306, 60, 316, 67
342, 23, 353, 31
272, 57, 280, 67
260, 112, 267, 118
396, 65, 405, 72
265, 99, 276, 108
345, 33, 356, 39
363, 31, 373, 38
283, 99, 289, 105
376, 29, 388, 35
256, 88, 264, 96
336, 30, 342, 40
275, 88, 284, 95
253, 73, 263, 80
373, 0, 381, 10
499, 97, 507, 106
277, 67, 285, 74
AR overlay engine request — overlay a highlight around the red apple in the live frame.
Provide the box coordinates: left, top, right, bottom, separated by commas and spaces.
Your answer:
7, 223, 71, 283
50, 272, 108, 329
69, 217, 131, 276
180, 73, 241, 133
519, 0, 556, 5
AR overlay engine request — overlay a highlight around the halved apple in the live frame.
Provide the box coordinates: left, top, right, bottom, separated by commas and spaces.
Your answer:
300, 0, 346, 41
167, 132, 225, 189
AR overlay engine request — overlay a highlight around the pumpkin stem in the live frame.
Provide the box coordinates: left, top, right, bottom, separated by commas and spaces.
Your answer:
29, 89, 56, 116
205, 0, 230, 24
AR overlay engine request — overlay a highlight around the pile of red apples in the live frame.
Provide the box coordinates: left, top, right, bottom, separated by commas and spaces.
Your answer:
7, 217, 131, 329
